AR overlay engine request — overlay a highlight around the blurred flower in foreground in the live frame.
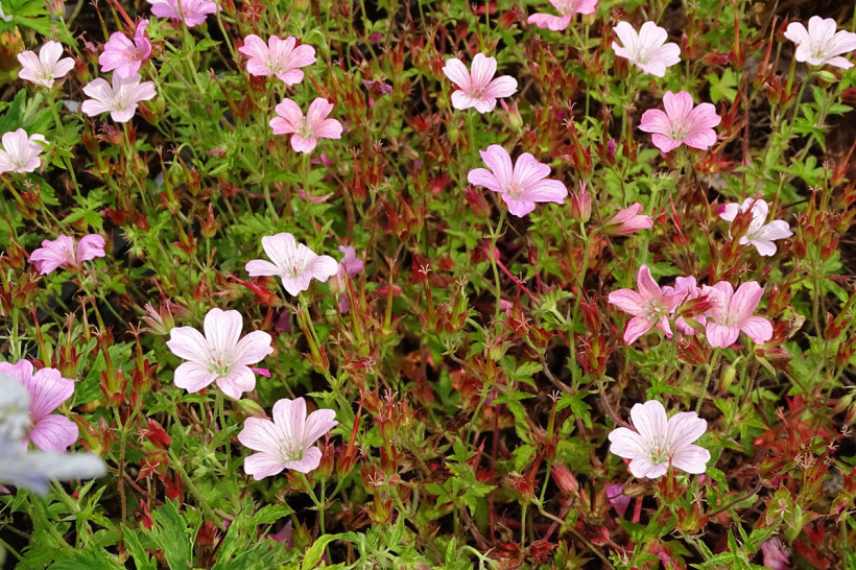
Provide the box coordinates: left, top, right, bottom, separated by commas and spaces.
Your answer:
607, 265, 685, 344
0, 129, 46, 174
608, 400, 710, 479
785, 16, 856, 69
701, 281, 773, 348
605, 203, 653, 235
166, 308, 273, 400
29, 234, 106, 275
147, 0, 218, 28
612, 21, 681, 77
239, 35, 315, 85
238, 397, 337, 478
99, 19, 152, 78
719, 198, 792, 256
270, 97, 343, 154
467, 144, 567, 217
16, 41, 74, 88
639, 91, 721, 153
245, 233, 339, 296
528, 0, 598, 32
81, 73, 156, 123
442, 54, 517, 113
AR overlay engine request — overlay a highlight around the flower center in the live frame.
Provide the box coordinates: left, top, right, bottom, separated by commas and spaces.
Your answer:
207, 355, 232, 377
507, 182, 524, 199
649, 445, 669, 465
280, 442, 305, 462
298, 121, 314, 140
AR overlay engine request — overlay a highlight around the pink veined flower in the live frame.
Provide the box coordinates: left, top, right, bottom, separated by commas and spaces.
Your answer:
245, 233, 339, 296
269, 97, 343, 154
669, 276, 705, 335
29, 234, 106, 275
608, 400, 710, 479
467, 144, 567, 217
528, 0, 598, 31
81, 73, 156, 123
607, 265, 686, 345
612, 21, 681, 77
639, 91, 721, 154
761, 538, 790, 570
166, 308, 273, 400
237, 397, 337, 478
720, 198, 792, 256
0, 129, 47, 174
16, 41, 75, 88
99, 20, 152, 78
442, 54, 518, 113
605, 203, 653, 235
238, 35, 315, 85
784, 16, 856, 69
702, 281, 773, 348
147, 0, 218, 27
0, 360, 79, 452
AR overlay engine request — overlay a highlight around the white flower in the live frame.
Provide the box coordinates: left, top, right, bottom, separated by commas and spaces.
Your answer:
612, 21, 681, 77
81, 73, 156, 123
0, 129, 47, 174
785, 16, 856, 69
720, 198, 792, 256
245, 233, 339, 296
16, 41, 75, 88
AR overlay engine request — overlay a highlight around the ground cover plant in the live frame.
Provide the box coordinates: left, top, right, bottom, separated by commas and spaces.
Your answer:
0, 0, 855, 567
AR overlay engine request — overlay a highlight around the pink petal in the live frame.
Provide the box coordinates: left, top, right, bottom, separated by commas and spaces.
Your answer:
25, 368, 74, 422
76, 234, 106, 262
527, 13, 572, 31
670, 444, 710, 474
217, 365, 256, 399
245, 259, 281, 276
173, 361, 216, 392
479, 145, 514, 187
666, 411, 707, 449
608, 288, 645, 316
314, 118, 343, 140
441, 58, 471, 90
166, 326, 210, 363
501, 195, 536, 218
469, 53, 497, 90
484, 75, 517, 99
651, 133, 682, 153
290, 134, 317, 154
273, 398, 307, 443
635, 265, 661, 299
243, 452, 286, 480
629, 400, 668, 442
741, 316, 773, 344
705, 322, 740, 348
303, 409, 337, 446
730, 281, 763, 322
638, 109, 672, 136
232, 331, 273, 366
203, 308, 243, 354
662, 91, 694, 122
624, 315, 655, 344
629, 457, 668, 479
607, 427, 646, 459
467, 167, 502, 192
309, 255, 339, 282
29, 415, 79, 452
238, 417, 281, 454
283, 446, 322, 473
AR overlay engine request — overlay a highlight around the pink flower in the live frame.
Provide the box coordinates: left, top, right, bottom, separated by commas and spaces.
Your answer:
238, 397, 337, 478
269, 97, 343, 154
570, 181, 592, 222
467, 144, 567, 217
670, 276, 705, 335
238, 35, 315, 85
720, 198, 792, 256
761, 538, 790, 570
99, 20, 152, 78
29, 234, 106, 275
442, 54, 518, 113
0, 360, 79, 452
608, 400, 710, 479
166, 308, 273, 400
528, 0, 598, 31
605, 483, 631, 517
612, 21, 681, 77
605, 203, 653, 235
332, 246, 365, 313
147, 0, 217, 27
639, 91, 721, 153
785, 16, 856, 69
701, 281, 773, 348
245, 233, 339, 296
0, 129, 47, 174
16, 41, 75, 88
607, 265, 685, 344
81, 73, 156, 123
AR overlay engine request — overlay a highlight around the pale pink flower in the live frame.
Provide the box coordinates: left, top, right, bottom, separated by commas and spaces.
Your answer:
701, 281, 773, 348
238, 397, 337, 478
442, 54, 518, 113
785, 16, 856, 69
81, 73, 156, 123
0, 129, 47, 174
147, 0, 217, 27
605, 483, 631, 517
245, 233, 339, 296
605, 203, 653, 235
608, 400, 710, 479
467, 144, 567, 217
761, 538, 790, 570
166, 308, 273, 400
720, 198, 792, 256
612, 21, 681, 77
99, 20, 152, 78
607, 265, 685, 344
16, 41, 75, 88
29, 234, 106, 275
639, 91, 721, 153
528, 0, 598, 31
269, 97, 343, 154
238, 35, 315, 85
0, 360, 79, 452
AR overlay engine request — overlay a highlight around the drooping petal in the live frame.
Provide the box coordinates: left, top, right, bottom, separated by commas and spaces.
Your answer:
704, 322, 740, 348
624, 315, 655, 344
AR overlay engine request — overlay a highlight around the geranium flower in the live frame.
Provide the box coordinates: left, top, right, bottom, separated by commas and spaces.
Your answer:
639, 91, 721, 153
612, 21, 681, 77
245, 233, 339, 296
607, 265, 685, 344
147, 0, 218, 27
0, 360, 79, 452
785, 16, 856, 69
467, 144, 567, 217
166, 308, 273, 400
701, 281, 773, 348
332, 245, 365, 313
238, 397, 337, 478
0, 129, 47, 174
608, 400, 710, 479
442, 54, 517, 113
719, 198, 792, 256
16, 41, 75, 88
269, 97, 343, 154
81, 73, 156, 123
528, 0, 598, 31
605, 203, 653, 235
238, 35, 315, 85
670, 276, 706, 335
99, 20, 152, 78
29, 234, 106, 275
